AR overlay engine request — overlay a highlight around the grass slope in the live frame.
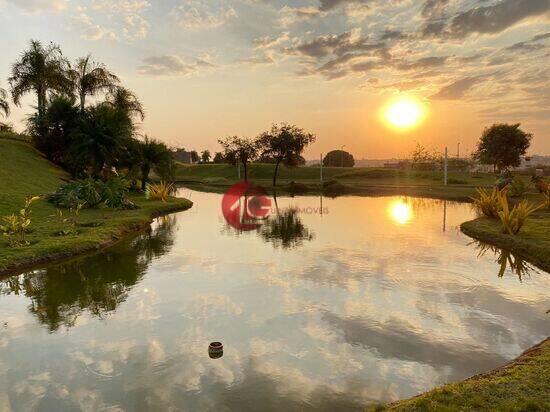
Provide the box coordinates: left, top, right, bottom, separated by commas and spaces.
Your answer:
371, 339, 550, 411
0, 137, 192, 275
175, 163, 498, 200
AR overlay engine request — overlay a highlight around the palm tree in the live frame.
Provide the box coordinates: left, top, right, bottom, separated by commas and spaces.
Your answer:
0, 86, 9, 118
70, 105, 132, 178
9, 40, 70, 118
105, 86, 145, 122
68, 55, 120, 112
135, 136, 174, 190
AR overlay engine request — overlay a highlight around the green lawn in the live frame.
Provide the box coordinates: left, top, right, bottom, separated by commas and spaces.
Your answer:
174, 163, 499, 200
371, 339, 550, 411
0, 136, 192, 274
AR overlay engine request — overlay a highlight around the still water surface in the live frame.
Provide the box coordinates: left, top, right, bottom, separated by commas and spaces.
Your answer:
1, 189, 549, 411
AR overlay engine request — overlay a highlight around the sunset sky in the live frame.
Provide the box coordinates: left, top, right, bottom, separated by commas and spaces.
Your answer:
0, 0, 549, 159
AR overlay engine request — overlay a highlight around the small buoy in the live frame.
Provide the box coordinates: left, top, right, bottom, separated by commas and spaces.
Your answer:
208, 342, 223, 359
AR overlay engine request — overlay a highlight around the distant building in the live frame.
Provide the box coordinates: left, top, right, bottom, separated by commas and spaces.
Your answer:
172, 149, 193, 164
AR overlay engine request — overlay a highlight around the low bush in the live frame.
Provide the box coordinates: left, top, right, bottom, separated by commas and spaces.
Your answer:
448, 178, 468, 185
471, 187, 504, 218
497, 195, 541, 235
146, 181, 175, 202
47, 178, 138, 210
51, 205, 82, 236
203, 177, 229, 185
509, 178, 528, 197
0, 196, 40, 247
285, 181, 310, 193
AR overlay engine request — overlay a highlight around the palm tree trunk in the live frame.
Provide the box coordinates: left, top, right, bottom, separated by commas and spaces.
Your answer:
80, 92, 86, 112
141, 165, 150, 191
37, 86, 45, 118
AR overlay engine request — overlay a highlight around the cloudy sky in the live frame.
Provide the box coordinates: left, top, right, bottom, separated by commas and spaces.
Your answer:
0, 0, 549, 158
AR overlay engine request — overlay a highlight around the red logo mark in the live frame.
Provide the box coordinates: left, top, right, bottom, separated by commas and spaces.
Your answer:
222, 182, 271, 231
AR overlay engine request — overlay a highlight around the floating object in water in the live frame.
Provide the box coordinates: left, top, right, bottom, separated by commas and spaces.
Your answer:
208, 342, 223, 359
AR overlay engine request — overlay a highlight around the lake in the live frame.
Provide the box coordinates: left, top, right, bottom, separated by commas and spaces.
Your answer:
1, 189, 549, 411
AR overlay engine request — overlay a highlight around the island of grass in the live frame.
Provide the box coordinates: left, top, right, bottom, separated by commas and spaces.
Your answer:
0, 136, 192, 275
461, 207, 550, 273
371, 338, 550, 411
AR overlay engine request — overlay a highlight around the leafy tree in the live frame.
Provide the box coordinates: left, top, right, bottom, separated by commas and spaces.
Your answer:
104, 86, 145, 126
134, 136, 174, 190
0, 86, 9, 118
409, 143, 441, 170
190, 150, 199, 163
256, 123, 316, 187
68, 55, 119, 112
213, 152, 225, 163
27, 95, 80, 167
69, 105, 132, 178
201, 149, 211, 163
323, 150, 354, 167
218, 136, 258, 181
474, 123, 532, 172
9, 40, 70, 118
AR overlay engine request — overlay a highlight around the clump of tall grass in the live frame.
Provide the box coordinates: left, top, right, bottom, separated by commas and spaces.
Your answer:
146, 181, 175, 202
471, 187, 504, 218
497, 195, 541, 235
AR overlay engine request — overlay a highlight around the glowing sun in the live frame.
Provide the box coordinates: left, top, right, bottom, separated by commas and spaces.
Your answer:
384, 98, 425, 130
389, 200, 413, 225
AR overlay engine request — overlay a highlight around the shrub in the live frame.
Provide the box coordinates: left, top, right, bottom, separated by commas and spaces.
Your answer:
203, 177, 229, 185
47, 178, 138, 209
471, 187, 504, 218
448, 178, 468, 185
497, 195, 541, 235
47, 179, 102, 209
102, 177, 138, 209
51, 204, 82, 236
0, 196, 40, 247
146, 181, 175, 202
508, 178, 528, 197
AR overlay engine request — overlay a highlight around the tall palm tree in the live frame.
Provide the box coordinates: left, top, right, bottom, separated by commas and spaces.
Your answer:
68, 55, 119, 112
105, 86, 145, 122
0, 86, 9, 118
9, 40, 70, 118
135, 136, 173, 190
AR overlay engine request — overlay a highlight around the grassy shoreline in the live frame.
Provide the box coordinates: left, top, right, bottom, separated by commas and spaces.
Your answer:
0, 196, 193, 277
0, 137, 193, 276
461, 210, 550, 273
371, 338, 550, 411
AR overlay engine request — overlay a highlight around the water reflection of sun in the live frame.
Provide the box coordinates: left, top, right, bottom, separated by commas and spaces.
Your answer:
389, 200, 413, 225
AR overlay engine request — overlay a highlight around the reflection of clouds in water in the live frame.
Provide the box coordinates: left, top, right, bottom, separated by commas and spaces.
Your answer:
188, 293, 243, 317
1, 193, 549, 409
321, 311, 508, 382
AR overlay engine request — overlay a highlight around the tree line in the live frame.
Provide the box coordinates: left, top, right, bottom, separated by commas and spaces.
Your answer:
0, 40, 173, 190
